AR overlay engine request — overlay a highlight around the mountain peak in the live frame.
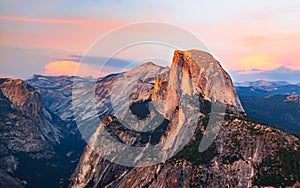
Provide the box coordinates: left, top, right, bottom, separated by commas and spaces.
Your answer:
171, 50, 244, 113
123, 61, 168, 82
130, 61, 166, 71
0, 78, 42, 119
173, 49, 215, 67
276, 65, 290, 71
174, 49, 213, 57
235, 80, 292, 87
140, 61, 158, 67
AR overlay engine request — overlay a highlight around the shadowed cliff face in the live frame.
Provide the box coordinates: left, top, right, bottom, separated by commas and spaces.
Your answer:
0, 79, 58, 187
1, 79, 42, 120
0, 78, 85, 188
68, 50, 299, 188
0, 78, 61, 151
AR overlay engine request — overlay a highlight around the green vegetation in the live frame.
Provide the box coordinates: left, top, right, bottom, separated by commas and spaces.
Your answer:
169, 122, 216, 166
239, 95, 300, 133
254, 149, 300, 187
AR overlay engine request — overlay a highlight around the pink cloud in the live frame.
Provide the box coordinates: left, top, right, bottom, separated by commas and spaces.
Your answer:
0, 16, 93, 24
0, 17, 125, 53
44, 60, 128, 78
44, 60, 99, 77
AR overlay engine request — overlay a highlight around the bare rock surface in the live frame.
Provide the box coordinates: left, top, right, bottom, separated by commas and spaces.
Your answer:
68, 50, 300, 188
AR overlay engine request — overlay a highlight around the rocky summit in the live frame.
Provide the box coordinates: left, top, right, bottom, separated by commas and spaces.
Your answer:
170, 50, 244, 112
68, 50, 300, 188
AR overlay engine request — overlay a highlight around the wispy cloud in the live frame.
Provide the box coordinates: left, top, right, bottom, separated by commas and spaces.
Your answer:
230, 66, 300, 84
65, 55, 136, 68
0, 16, 92, 24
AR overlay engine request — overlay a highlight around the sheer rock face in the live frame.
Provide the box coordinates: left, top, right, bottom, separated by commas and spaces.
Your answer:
172, 50, 243, 112
69, 50, 299, 188
153, 50, 244, 119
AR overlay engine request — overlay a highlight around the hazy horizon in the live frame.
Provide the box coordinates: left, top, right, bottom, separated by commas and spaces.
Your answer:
1, 60, 299, 85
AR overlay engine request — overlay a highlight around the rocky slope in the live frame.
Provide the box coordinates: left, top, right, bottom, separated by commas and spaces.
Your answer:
68, 50, 300, 187
0, 78, 85, 187
71, 115, 298, 188
27, 75, 96, 122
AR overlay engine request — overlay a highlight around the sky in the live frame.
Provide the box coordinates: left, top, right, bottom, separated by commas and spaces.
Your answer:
1, 0, 300, 83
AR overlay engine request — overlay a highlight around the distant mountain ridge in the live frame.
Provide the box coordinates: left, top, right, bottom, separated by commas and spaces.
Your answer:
235, 80, 291, 87
235, 80, 300, 133
235, 80, 300, 96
